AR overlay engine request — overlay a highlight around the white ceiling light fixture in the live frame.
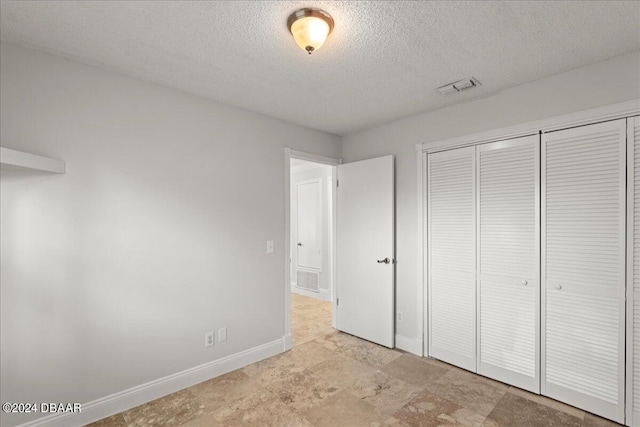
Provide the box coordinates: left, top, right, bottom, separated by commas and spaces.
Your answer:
287, 8, 334, 55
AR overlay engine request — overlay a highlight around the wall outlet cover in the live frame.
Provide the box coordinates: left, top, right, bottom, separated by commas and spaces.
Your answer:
205, 332, 215, 347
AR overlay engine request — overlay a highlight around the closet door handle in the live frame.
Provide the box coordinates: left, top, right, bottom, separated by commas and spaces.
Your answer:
555, 284, 562, 290
522, 280, 528, 286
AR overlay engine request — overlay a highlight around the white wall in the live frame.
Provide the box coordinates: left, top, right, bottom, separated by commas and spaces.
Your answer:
290, 163, 333, 300
342, 51, 640, 344
0, 42, 341, 427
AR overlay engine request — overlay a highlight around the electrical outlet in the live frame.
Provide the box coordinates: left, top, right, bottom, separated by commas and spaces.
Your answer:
218, 327, 227, 342
205, 332, 215, 347
397, 312, 403, 322
266, 240, 275, 254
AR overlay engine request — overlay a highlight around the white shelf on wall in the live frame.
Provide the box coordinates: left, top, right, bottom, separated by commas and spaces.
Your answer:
0, 147, 65, 173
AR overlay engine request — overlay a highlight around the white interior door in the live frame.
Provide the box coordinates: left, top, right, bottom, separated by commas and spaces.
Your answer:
477, 135, 540, 393
296, 180, 322, 270
336, 155, 394, 348
542, 119, 626, 423
427, 146, 477, 371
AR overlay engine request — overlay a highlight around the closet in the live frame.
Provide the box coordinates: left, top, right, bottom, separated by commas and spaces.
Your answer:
477, 136, 539, 394
542, 119, 626, 422
427, 147, 476, 371
425, 109, 639, 425
427, 135, 540, 388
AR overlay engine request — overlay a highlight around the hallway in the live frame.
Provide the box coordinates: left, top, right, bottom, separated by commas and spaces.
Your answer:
290, 293, 332, 347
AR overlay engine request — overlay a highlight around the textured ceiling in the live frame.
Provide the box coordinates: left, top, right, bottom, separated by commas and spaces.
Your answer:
1, 1, 639, 136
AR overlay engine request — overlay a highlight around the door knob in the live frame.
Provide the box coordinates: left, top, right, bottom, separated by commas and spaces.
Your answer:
522, 280, 528, 286
297, 242, 302, 246
377, 258, 391, 264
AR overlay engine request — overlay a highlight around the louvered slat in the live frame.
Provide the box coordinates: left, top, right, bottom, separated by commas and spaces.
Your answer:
546, 292, 620, 403
428, 146, 476, 371
542, 119, 626, 424
477, 135, 539, 392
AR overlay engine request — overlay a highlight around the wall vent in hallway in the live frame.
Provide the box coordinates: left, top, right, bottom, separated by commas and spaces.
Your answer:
296, 270, 319, 292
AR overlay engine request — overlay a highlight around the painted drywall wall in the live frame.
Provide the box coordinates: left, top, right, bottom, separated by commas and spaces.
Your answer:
290, 163, 333, 300
0, 42, 341, 427
342, 51, 640, 344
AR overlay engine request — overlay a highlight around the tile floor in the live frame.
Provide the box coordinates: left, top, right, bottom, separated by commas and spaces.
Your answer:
88, 293, 620, 426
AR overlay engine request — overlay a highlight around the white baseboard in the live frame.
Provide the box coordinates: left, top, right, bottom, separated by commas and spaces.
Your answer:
16, 338, 285, 427
395, 334, 423, 356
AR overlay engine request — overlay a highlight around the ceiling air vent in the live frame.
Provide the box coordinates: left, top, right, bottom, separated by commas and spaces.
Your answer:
437, 77, 481, 96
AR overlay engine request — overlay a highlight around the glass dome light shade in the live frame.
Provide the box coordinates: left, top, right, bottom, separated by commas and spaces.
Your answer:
288, 9, 334, 54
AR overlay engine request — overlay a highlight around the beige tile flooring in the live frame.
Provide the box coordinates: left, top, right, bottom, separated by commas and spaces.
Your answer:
89, 293, 620, 426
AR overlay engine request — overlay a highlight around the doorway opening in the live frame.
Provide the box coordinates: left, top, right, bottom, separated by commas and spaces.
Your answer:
290, 158, 334, 347
284, 148, 339, 350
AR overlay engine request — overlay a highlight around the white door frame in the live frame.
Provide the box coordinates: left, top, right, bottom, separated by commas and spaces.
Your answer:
628, 116, 640, 427
418, 99, 640, 361
284, 147, 341, 351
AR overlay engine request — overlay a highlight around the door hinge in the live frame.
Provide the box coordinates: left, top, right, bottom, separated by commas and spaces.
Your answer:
336, 179, 339, 187
336, 298, 339, 306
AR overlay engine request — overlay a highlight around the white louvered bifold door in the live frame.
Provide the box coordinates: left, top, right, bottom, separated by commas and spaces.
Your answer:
428, 146, 476, 372
542, 119, 626, 424
628, 116, 640, 426
477, 135, 540, 393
